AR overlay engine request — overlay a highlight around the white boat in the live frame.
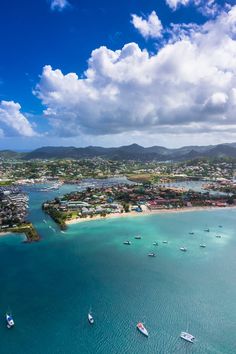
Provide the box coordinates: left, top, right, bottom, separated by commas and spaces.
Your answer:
153, 242, 158, 246
123, 241, 131, 245
135, 236, 142, 239
162, 241, 168, 244
148, 253, 156, 257
180, 331, 195, 343
137, 322, 148, 337
204, 228, 210, 232
200, 244, 206, 248
88, 312, 94, 324
180, 247, 187, 252
6, 313, 14, 328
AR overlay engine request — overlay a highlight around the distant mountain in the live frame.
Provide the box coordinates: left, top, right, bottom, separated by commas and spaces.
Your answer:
21, 142, 236, 161
0, 150, 24, 159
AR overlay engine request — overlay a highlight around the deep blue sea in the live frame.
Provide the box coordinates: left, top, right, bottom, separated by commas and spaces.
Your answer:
0, 182, 235, 353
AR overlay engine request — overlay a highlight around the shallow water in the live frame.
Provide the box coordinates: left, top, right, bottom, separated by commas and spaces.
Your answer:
0, 185, 235, 353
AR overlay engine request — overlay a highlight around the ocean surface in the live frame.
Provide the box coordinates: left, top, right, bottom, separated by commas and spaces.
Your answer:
0, 182, 236, 353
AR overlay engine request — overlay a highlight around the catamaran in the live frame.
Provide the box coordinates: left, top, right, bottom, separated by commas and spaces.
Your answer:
137, 322, 148, 337
180, 331, 195, 343
6, 313, 14, 328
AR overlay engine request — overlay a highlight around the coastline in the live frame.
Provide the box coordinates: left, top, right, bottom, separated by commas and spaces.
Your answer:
0, 231, 11, 237
66, 205, 236, 226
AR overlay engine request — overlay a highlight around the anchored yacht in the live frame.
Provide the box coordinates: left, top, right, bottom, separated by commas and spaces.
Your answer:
148, 253, 156, 257
180, 247, 187, 252
123, 241, 131, 245
180, 331, 195, 343
137, 322, 148, 337
6, 313, 14, 328
88, 311, 94, 325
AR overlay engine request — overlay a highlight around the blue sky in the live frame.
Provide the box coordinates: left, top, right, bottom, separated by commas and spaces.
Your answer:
0, 0, 236, 149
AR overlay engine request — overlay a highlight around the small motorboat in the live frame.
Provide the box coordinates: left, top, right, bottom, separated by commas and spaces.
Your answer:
200, 244, 206, 248
216, 235, 222, 238
148, 253, 156, 257
6, 313, 14, 329
153, 242, 158, 246
180, 331, 195, 343
204, 228, 210, 232
123, 241, 131, 245
88, 311, 94, 325
218, 225, 223, 228
137, 322, 148, 337
180, 247, 187, 252
189, 232, 194, 235
162, 241, 168, 244
135, 235, 142, 239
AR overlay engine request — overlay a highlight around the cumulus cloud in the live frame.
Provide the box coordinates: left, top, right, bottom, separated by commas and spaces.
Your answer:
166, 0, 221, 17
35, 6, 236, 140
0, 101, 37, 137
131, 11, 163, 39
50, 0, 70, 11
166, 0, 191, 10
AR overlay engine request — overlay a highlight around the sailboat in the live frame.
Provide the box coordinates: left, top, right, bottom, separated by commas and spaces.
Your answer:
180, 322, 195, 343
88, 308, 94, 324
180, 331, 195, 343
137, 322, 148, 337
6, 313, 14, 328
200, 235, 206, 248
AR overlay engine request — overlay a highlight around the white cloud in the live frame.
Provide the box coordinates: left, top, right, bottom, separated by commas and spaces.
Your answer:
35, 6, 236, 141
166, 0, 191, 10
131, 11, 163, 39
50, 0, 69, 11
0, 101, 37, 137
166, 0, 221, 17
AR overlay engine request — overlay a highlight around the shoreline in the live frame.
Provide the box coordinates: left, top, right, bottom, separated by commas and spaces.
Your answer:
66, 205, 236, 226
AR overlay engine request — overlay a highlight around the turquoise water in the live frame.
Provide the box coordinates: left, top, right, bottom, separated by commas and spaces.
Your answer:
0, 186, 236, 353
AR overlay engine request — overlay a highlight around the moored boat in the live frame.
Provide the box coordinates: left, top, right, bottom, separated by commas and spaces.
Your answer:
6, 313, 14, 328
153, 242, 158, 246
148, 253, 156, 257
135, 235, 142, 239
204, 228, 210, 232
180, 331, 195, 343
200, 244, 206, 248
137, 322, 148, 337
162, 241, 168, 244
216, 235, 222, 238
123, 241, 131, 245
88, 311, 94, 324
180, 247, 187, 252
